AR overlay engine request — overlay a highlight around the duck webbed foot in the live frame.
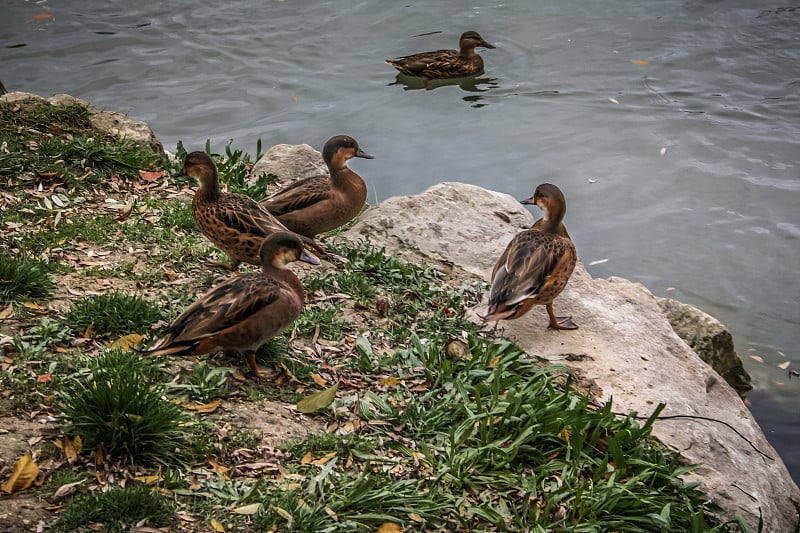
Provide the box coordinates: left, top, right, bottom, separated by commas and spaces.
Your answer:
546, 304, 578, 330
246, 351, 277, 380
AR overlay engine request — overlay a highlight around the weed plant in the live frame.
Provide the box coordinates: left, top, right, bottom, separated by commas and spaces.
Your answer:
0, 255, 56, 303
54, 483, 174, 532
59, 349, 188, 465
65, 290, 162, 336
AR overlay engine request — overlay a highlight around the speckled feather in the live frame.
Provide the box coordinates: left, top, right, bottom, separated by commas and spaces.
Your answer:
261, 135, 372, 239
179, 151, 290, 270
385, 31, 495, 79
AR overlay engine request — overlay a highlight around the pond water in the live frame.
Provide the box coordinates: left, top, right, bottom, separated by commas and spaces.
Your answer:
2, 0, 798, 482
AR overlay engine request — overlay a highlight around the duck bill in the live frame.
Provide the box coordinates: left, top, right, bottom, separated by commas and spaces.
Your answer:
480, 40, 496, 49
355, 149, 374, 159
519, 196, 535, 205
300, 249, 321, 266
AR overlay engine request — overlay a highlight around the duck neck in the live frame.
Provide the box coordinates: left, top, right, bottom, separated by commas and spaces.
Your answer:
265, 264, 305, 298
539, 203, 565, 234
197, 171, 222, 202
460, 45, 477, 58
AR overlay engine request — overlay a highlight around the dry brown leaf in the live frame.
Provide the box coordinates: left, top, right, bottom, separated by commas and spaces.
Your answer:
375, 523, 402, 533
632, 59, 650, 65
184, 399, 220, 413
310, 451, 338, 466
63, 435, 81, 464
1, 453, 39, 494
110, 333, 144, 351
0, 304, 13, 320
311, 373, 328, 387
139, 169, 164, 182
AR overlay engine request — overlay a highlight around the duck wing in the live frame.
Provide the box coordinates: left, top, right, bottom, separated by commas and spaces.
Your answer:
157, 275, 281, 348
387, 49, 459, 77
215, 194, 287, 236
262, 176, 330, 217
488, 230, 568, 308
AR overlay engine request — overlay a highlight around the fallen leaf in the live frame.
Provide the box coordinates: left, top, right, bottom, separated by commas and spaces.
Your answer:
311, 373, 328, 387
0, 304, 13, 320
22, 302, 46, 311
749, 355, 764, 363
53, 480, 83, 499
1, 454, 39, 494
379, 377, 400, 387
777, 361, 791, 370
37, 374, 52, 383
310, 451, 337, 466
660, 147, 667, 156
184, 399, 220, 413
138, 169, 164, 182
588, 259, 609, 266
375, 523, 403, 533
296, 382, 338, 413
32, 13, 54, 21
632, 59, 650, 65
64, 435, 81, 464
609, 97, 620, 104
134, 474, 161, 485
408, 512, 424, 523
210, 518, 225, 532
109, 333, 144, 352
232, 503, 262, 515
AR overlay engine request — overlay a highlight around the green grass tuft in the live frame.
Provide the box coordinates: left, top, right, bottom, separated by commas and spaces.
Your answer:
0, 255, 56, 303
59, 349, 188, 465
65, 290, 162, 336
53, 483, 174, 532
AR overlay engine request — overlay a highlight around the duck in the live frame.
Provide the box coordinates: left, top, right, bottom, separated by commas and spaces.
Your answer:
385, 31, 495, 82
260, 135, 373, 254
177, 150, 303, 271
140, 232, 320, 379
482, 183, 578, 329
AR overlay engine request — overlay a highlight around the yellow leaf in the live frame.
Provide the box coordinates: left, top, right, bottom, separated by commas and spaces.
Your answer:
311, 373, 327, 387
1, 454, 39, 494
134, 474, 162, 485
22, 302, 46, 310
777, 361, 791, 370
408, 512, 423, 522
296, 382, 338, 413
63, 435, 81, 464
232, 503, 262, 515
184, 399, 221, 413
109, 333, 144, 351
558, 427, 571, 444
311, 451, 338, 466
210, 518, 225, 531
0, 304, 13, 320
375, 523, 403, 533
631, 59, 650, 65
488, 356, 501, 368
300, 451, 314, 465
378, 377, 400, 387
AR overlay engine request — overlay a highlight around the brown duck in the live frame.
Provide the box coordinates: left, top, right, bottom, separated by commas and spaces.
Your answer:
177, 151, 300, 271
260, 135, 373, 253
141, 232, 320, 378
482, 183, 578, 329
385, 31, 495, 82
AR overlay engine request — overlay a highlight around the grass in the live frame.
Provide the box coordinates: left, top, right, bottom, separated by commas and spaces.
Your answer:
53, 484, 174, 532
0, 100, 752, 533
65, 290, 162, 336
0, 255, 56, 303
58, 349, 188, 465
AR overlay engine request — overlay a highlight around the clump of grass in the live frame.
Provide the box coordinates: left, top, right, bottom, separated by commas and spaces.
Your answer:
59, 349, 188, 465
292, 303, 348, 339
54, 484, 174, 532
183, 361, 232, 403
65, 290, 161, 336
0, 255, 56, 303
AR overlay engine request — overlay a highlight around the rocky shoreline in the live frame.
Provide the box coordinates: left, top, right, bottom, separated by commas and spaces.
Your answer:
3, 91, 798, 531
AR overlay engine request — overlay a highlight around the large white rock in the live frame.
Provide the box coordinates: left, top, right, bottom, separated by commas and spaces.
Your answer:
344, 181, 800, 532
250, 143, 328, 189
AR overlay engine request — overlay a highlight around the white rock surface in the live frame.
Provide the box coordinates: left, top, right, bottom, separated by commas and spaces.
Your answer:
250, 143, 328, 188
345, 181, 800, 532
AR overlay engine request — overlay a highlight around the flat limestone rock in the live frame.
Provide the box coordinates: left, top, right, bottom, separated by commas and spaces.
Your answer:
250, 143, 328, 191
344, 181, 800, 532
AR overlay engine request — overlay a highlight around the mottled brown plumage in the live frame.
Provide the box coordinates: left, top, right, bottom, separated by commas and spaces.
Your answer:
141, 232, 320, 378
178, 151, 294, 271
483, 183, 578, 329
260, 135, 373, 252
385, 31, 495, 81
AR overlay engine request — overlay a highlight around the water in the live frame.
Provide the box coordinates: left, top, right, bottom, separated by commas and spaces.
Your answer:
2, 0, 798, 481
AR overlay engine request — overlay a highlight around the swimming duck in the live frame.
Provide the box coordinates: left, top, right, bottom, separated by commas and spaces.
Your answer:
141, 232, 320, 378
177, 150, 299, 271
482, 183, 578, 329
260, 135, 373, 253
385, 31, 495, 82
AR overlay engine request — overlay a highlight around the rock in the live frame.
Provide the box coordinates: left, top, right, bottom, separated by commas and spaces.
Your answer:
344, 181, 800, 532
658, 297, 753, 397
0, 91, 163, 154
250, 143, 327, 189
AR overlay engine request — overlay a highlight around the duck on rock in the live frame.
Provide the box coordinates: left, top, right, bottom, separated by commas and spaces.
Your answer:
177, 151, 309, 271
482, 183, 578, 330
260, 135, 373, 254
140, 232, 320, 379
385, 31, 495, 82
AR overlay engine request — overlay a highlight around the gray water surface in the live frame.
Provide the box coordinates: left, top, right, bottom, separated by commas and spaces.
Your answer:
2, 0, 798, 481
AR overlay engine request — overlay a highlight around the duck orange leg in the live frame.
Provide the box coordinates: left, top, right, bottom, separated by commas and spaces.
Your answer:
246, 350, 270, 379
546, 303, 578, 330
